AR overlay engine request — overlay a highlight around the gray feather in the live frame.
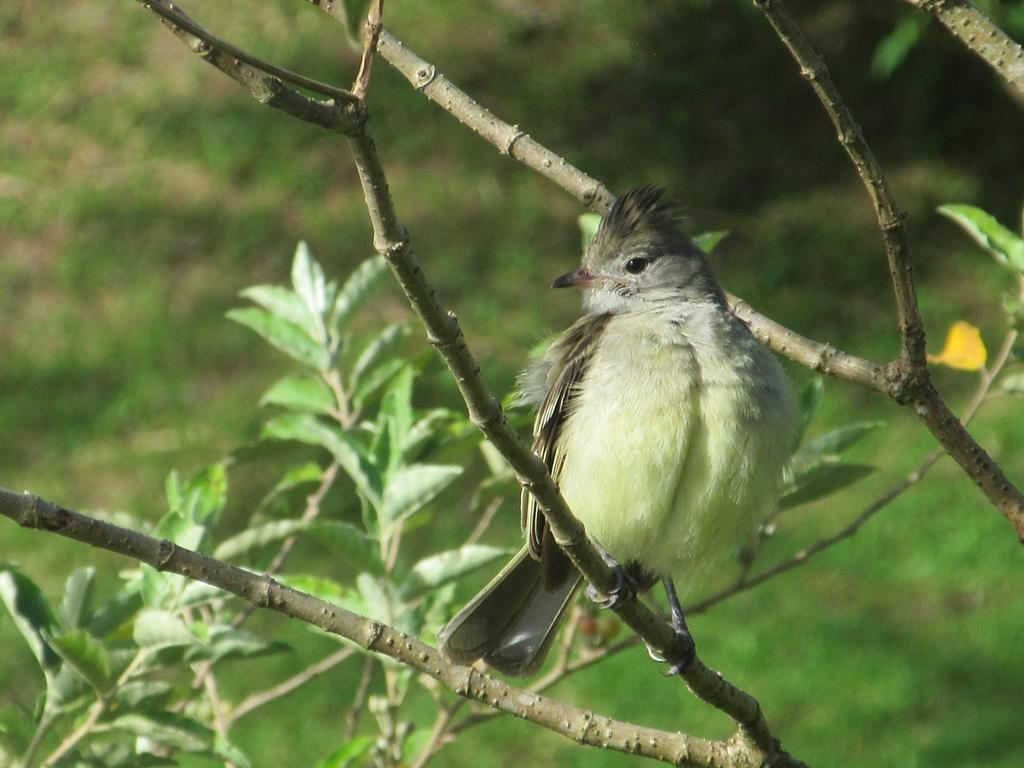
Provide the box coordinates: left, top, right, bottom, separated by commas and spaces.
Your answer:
438, 548, 580, 677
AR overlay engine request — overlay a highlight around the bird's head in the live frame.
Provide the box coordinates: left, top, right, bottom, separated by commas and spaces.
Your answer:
553, 186, 721, 314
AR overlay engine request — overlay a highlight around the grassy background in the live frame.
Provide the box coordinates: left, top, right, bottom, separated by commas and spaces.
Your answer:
3, 1, 1024, 766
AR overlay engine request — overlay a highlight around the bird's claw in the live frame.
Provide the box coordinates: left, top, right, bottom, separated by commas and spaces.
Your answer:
645, 625, 696, 676
585, 560, 639, 609
648, 576, 696, 676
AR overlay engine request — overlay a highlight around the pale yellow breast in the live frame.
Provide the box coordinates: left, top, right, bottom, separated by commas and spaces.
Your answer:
555, 307, 793, 585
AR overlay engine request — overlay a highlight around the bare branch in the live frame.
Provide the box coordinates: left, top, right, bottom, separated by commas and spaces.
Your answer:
374, 30, 614, 211
353, 0, 385, 99
0, 489, 740, 768
227, 646, 356, 725
752, 0, 1023, 539
903, 0, 1024, 102
138, 0, 365, 133
753, 0, 925, 370
345, 655, 377, 740
728, 294, 886, 390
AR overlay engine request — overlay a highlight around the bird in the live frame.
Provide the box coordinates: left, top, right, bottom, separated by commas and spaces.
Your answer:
438, 186, 795, 676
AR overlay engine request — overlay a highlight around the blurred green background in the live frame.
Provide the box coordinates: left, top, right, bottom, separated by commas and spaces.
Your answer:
3, 1, 1024, 766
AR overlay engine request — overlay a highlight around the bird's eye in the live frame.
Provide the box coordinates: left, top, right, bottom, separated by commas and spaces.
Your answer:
625, 257, 648, 274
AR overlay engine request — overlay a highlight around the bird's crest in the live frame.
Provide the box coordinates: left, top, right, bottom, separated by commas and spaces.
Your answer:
586, 186, 691, 264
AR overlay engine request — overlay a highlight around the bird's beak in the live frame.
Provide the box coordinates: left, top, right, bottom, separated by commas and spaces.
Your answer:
552, 267, 597, 289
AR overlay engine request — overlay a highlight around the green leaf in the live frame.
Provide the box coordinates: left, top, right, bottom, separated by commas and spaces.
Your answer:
183, 627, 289, 664
213, 519, 313, 561
262, 414, 381, 504
479, 440, 515, 480
794, 377, 824, 450
170, 463, 229, 527
381, 464, 462, 527
356, 574, 395, 624
780, 460, 874, 510
133, 609, 196, 649
60, 567, 95, 631
331, 255, 388, 334
315, 737, 374, 768
798, 421, 884, 460
277, 574, 353, 608
349, 323, 408, 391
400, 409, 454, 463
312, 521, 384, 575
291, 241, 329, 326
938, 204, 1024, 273
261, 374, 337, 415
138, 565, 172, 609
112, 755, 180, 768
165, 470, 184, 517
399, 545, 510, 600
0, 568, 61, 672
380, 366, 415, 469
353, 357, 407, 411
871, 15, 923, 78
239, 284, 319, 339
259, 462, 325, 510
88, 589, 143, 638
109, 711, 213, 752
113, 680, 173, 710
213, 735, 252, 768
45, 664, 92, 713
337, 0, 374, 46
693, 230, 730, 254
0, 704, 34, 755
48, 629, 112, 693
179, 581, 228, 608
228, 307, 329, 370
578, 212, 601, 249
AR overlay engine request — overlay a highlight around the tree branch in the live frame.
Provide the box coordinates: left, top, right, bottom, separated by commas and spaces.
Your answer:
138, 0, 365, 133
752, 0, 924, 370
372, 29, 615, 211
0, 489, 741, 768
751, 0, 1024, 540
903, 0, 1024, 102
353, 0, 385, 99
227, 646, 356, 725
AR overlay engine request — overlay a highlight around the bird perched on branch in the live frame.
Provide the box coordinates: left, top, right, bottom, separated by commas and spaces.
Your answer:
439, 187, 795, 676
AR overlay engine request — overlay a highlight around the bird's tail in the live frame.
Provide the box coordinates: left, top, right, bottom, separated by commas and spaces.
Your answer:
438, 547, 580, 677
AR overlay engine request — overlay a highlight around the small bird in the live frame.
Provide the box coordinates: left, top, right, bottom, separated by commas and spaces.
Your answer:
439, 187, 795, 676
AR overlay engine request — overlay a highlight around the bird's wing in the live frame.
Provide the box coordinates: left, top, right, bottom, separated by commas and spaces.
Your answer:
521, 313, 611, 589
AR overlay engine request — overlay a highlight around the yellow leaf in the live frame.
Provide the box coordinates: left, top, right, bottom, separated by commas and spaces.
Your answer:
928, 320, 987, 371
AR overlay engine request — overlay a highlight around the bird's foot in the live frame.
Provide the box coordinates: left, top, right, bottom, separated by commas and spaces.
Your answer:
646, 577, 696, 676
584, 550, 650, 609
585, 560, 640, 609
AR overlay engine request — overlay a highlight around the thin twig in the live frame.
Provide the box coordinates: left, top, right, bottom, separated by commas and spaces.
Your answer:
754, 0, 924, 370
39, 650, 149, 767
227, 646, 356, 725
463, 497, 502, 547
352, 0, 385, 99
409, 701, 459, 768
144, 0, 357, 103
137, 0, 365, 134
344, 655, 377, 741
